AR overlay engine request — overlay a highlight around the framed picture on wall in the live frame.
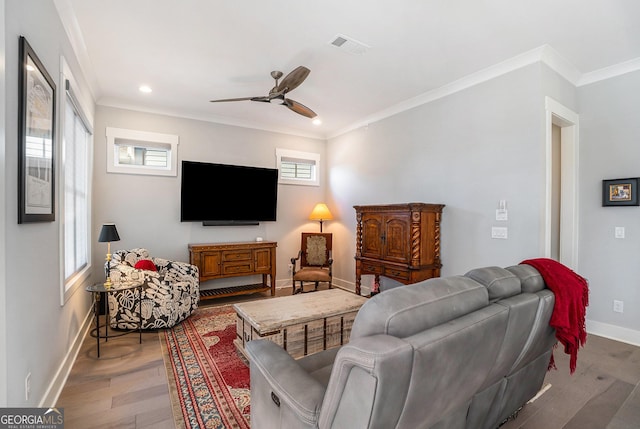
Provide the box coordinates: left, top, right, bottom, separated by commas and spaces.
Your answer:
602, 178, 640, 206
18, 36, 56, 223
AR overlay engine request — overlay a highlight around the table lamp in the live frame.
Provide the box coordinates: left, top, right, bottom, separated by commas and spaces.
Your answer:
309, 203, 333, 232
98, 223, 120, 288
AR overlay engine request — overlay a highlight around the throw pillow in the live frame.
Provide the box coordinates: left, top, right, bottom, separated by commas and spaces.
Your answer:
134, 259, 157, 271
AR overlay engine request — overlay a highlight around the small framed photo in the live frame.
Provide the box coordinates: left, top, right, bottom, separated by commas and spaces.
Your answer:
602, 178, 639, 206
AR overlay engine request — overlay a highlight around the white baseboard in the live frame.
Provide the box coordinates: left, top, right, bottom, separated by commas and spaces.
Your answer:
586, 318, 640, 347
40, 307, 93, 407
330, 277, 358, 293
275, 278, 290, 290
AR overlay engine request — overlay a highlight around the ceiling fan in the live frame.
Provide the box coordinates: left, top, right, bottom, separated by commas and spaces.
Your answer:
209, 66, 317, 119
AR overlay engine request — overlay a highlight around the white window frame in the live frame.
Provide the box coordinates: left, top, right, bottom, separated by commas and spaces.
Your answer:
276, 148, 320, 187
106, 127, 179, 176
59, 57, 94, 305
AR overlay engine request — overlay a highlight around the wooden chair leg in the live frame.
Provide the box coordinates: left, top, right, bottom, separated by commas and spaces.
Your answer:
293, 281, 304, 294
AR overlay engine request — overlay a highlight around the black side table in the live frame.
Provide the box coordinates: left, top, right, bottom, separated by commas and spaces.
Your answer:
86, 281, 143, 357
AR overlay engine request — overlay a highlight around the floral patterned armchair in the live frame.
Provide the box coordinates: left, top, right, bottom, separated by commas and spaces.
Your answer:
106, 248, 199, 329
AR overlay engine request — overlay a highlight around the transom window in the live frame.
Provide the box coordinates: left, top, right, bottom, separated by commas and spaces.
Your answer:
280, 158, 313, 180
106, 127, 179, 176
276, 148, 320, 186
116, 141, 169, 168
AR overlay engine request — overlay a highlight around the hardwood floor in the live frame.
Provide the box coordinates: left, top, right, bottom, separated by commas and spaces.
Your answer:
57, 287, 296, 429
501, 334, 640, 429
57, 286, 640, 428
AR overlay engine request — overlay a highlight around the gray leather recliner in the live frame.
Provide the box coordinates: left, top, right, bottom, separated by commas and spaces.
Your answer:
245, 264, 556, 429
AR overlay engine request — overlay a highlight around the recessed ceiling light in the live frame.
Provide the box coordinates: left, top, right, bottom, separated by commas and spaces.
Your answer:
312, 118, 322, 126
139, 85, 152, 93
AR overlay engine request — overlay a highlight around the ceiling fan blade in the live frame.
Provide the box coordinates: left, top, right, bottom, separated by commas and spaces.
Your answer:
283, 98, 317, 118
276, 66, 310, 94
209, 96, 256, 103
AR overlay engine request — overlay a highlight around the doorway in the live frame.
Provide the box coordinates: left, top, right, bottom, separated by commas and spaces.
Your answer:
544, 97, 579, 269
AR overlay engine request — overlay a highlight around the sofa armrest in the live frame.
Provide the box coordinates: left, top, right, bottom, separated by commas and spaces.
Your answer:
153, 257, 199, 278
246, 340, 325, 428
319, 334, 413, 429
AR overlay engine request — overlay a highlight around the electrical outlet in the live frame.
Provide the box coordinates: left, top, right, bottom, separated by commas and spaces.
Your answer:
613, 300, 624, 313
491, 227, 508, 239
25, 372, 31, 401
288, 264, 294, 273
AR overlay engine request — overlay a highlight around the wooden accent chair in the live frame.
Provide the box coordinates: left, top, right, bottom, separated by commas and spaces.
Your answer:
291, 232, 333, 294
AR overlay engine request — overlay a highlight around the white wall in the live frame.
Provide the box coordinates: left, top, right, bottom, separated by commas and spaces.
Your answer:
92, 106, 327, 289
328, 64, 548, 288
577, 70, 640, 345
3, 0, 95, 406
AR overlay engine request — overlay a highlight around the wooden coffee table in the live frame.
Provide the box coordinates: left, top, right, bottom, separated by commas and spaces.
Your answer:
234, 288, 367, 359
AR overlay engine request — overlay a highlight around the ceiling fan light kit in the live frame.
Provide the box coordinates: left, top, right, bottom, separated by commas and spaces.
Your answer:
210, 66, 317, 119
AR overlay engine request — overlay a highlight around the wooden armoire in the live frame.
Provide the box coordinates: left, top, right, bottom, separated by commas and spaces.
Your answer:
354, 203, 444, 295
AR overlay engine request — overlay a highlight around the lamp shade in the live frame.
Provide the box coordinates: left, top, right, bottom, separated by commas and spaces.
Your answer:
98, 223, 120, 243
309, 203, 333, 221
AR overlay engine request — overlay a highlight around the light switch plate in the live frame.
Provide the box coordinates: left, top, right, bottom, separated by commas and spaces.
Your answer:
615, 227, 625, 239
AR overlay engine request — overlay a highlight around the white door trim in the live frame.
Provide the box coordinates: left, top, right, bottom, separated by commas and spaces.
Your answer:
544, 97, 579, 269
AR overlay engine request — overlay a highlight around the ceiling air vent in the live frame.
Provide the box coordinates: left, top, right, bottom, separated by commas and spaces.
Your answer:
329, 34, 369, 55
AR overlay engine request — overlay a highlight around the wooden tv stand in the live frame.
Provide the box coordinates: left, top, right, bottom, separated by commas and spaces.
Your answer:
189, 241, 277, 300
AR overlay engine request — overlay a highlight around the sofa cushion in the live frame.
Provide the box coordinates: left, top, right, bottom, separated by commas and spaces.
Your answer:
293, 267, 331, 282
465, 266, 521, 301
351, 276, 488, 339
134, 259, 157, 271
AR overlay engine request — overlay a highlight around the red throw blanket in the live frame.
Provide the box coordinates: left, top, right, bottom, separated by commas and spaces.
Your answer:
521, 258, 589, 374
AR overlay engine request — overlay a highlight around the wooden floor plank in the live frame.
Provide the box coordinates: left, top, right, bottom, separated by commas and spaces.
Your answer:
564, 380, 635, 429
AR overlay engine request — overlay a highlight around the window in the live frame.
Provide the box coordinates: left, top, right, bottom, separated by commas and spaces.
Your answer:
280, 158, 313, 180
276, 148, 320, 186
117, 145, 168, 168
106, 127, 179, 176
61, 72, 93, 304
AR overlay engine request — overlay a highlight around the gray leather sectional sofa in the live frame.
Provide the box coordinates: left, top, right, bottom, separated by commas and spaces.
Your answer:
246, 264, 557, 429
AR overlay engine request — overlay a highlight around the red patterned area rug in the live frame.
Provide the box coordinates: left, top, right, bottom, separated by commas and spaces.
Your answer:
160, 304, 251, 429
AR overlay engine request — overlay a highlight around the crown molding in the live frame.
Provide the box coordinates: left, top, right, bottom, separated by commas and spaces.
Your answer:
578, 57, 640, 87
538, 44, 582, 84
53, 0, 99, 101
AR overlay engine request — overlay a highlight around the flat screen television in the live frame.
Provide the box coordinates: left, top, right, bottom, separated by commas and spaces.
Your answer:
180, 160, 278, 225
